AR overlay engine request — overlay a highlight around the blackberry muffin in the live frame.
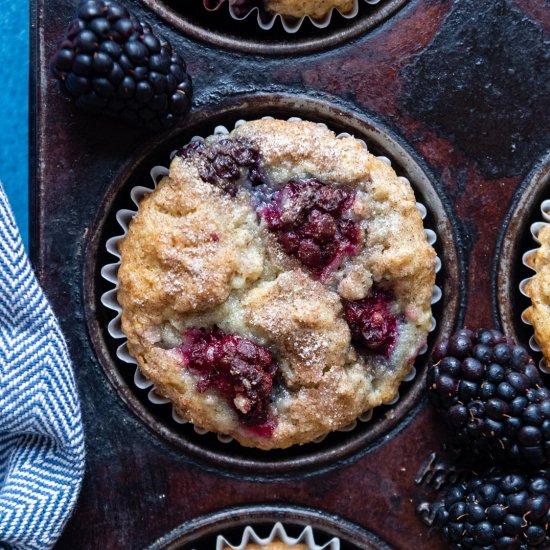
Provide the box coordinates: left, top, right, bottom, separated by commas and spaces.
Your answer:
206, 0, 355, 20
117, 118, 436, 450
524, 224, 550, 361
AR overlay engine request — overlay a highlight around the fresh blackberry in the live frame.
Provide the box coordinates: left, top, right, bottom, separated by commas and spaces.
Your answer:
51, 0, 192, 128
428, 328, 550, 465
177, 138, 263, 196
431, 468, 550, 549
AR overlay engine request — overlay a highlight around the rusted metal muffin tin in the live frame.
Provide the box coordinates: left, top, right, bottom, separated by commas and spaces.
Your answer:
30, 0, 549, 548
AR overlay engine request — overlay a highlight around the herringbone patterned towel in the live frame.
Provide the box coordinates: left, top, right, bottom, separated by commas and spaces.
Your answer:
0, 184, 85, 549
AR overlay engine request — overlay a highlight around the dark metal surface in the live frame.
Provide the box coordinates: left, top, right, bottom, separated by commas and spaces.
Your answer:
30, 0, 549, 548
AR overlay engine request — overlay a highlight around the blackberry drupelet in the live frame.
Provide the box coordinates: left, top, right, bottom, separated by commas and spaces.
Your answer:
51, 0, 192, 128
428, 328, 550, 465
432, 468, 550, 549
177, 138, 263, 196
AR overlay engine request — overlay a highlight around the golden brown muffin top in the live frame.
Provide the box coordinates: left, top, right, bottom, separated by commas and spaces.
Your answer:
264, 0, 354, 19
224, 542, 308, 549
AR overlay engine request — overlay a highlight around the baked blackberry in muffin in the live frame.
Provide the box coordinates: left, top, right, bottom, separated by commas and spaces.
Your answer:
117, 118, 436, 450
205, 0, 354, 20
524, 224, 550, 362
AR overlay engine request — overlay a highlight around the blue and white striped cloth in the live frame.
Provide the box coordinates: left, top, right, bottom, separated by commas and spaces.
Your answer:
0, 184, 85, 549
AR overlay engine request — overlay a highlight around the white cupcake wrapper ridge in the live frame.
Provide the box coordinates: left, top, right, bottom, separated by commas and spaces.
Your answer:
101, 116, 443, 442
208, 0, 381, 34
519, 199, 550, 374
214, 521, 339, 550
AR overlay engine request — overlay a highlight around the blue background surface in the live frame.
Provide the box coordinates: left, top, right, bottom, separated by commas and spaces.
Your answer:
0, 1, 29, 247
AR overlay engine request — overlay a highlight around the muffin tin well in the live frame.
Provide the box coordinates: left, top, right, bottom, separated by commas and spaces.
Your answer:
146, 504, 391, 549
138, 0, 410, 55
83, 94, 460, 476
496, 153, 550, 372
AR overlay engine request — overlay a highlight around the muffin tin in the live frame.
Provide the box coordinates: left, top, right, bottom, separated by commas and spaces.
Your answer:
85, 97, 455, 474
30, 0, 549, 547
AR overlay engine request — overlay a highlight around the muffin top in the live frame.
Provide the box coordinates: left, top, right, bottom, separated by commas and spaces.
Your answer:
224, 542, 308, 550
263, 0, 355, 19
117, 118, 436, 450
524, 224, 550, 361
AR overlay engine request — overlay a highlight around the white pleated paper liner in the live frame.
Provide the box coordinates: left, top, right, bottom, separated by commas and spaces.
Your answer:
519, 199, 550, 374
100, 116, 443, 445
204, 0, 381, 34
214, 522, 339, 550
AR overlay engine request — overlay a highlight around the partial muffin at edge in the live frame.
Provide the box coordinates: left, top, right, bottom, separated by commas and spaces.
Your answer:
524, 224, 550, 362
264, 0, 355, 19
225, 542, 308, 550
